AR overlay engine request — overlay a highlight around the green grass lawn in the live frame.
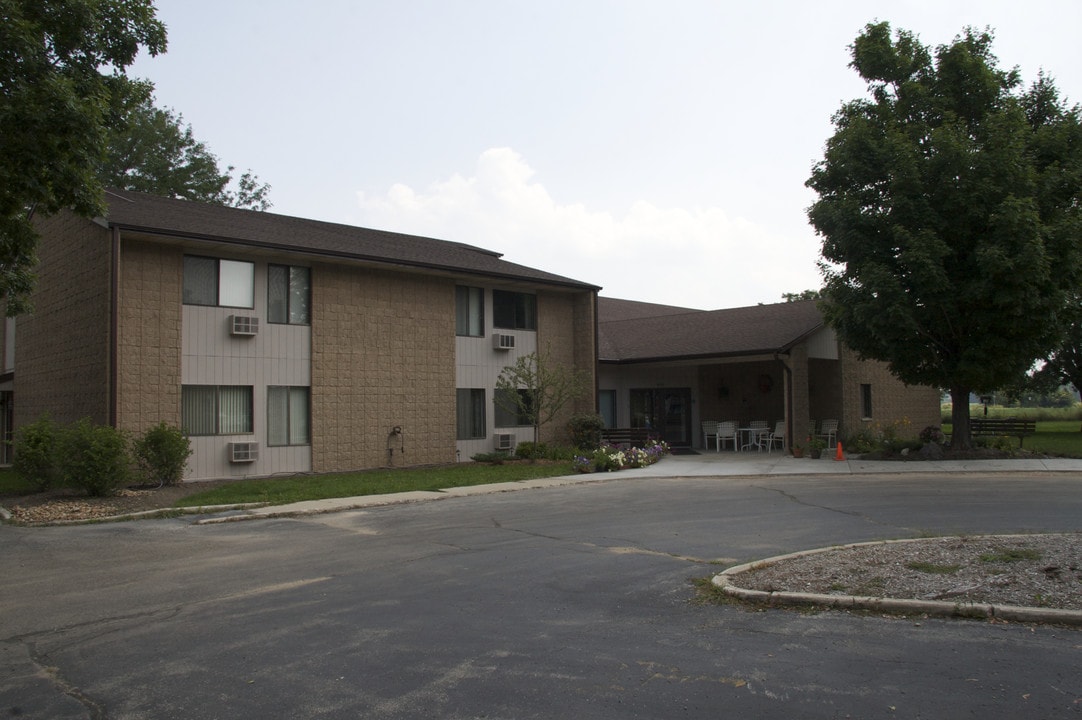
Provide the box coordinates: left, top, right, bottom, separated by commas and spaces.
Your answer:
0, 459, 581, 509
942, 420, 1082, 456
172, 461, 579, 508
5, 419, 1081, 510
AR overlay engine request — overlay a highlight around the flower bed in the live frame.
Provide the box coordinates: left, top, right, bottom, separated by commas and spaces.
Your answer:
573, 439, 671, 473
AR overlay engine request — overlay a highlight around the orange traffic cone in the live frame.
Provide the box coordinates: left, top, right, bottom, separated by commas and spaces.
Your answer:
834, 441, 845, 461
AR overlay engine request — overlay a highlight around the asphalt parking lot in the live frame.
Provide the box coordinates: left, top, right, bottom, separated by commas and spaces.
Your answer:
2, 462, 1081, 719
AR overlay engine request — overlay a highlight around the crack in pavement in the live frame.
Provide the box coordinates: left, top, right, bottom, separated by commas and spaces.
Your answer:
758, 484, 920, 533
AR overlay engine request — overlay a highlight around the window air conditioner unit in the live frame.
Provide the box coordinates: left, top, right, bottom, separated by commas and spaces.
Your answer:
229, 441, 259, 463
493, 333, 515, 350
230, 315, 259, 336
494, 433, 515, 452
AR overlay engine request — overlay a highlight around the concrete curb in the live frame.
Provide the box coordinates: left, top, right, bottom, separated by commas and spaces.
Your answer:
712, 538, 1082, 626
192, 491, 448, 524
1, 503, 268, 526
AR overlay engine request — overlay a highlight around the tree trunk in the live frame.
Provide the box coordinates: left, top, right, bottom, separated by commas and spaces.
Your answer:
950, 387, 972, 449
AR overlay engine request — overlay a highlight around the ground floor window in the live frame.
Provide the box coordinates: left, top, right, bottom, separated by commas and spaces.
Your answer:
494, 388, 534, 427
598, 389, 616, 428
861, 383, 873, 419
182, 385, 253, 435
268, 386, 310, 446
456, 388, 486, 439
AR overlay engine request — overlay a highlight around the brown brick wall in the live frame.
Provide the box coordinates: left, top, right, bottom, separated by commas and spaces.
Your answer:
571, 291, 598, 415
17, 213, 112, 427
839, 347, 940, 440
310, 264, 457, 471
115, 239, 182, 432
537, 290, 597, 444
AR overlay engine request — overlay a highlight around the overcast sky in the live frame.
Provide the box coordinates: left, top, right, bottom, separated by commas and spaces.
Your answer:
129, 1, 1082, 310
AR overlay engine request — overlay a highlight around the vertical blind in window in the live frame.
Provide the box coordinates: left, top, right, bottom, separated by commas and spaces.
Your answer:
181, 385, 218, 435
182, 386, 253, 435
455, 286, 484, 337
268, 386, 310, 446
219, 386, 253, 434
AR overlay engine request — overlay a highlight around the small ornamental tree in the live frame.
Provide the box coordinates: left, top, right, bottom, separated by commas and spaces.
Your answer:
495, 347, 590, 444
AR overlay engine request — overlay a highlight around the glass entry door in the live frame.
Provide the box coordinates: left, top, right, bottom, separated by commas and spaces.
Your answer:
629, 388, 691, 446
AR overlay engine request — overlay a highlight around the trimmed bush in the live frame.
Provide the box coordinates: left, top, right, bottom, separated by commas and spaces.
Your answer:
514, 441, 550, 460
471, 451, 513, 464
567, 413, 604, 450
58, 418, 132, 497
12, 415, 60, 491
133, 422, 192, 486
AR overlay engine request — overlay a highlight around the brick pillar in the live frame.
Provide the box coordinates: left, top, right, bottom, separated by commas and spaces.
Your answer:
785, 343, 812, 448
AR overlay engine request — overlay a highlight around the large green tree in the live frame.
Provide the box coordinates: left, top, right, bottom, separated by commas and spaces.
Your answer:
0, 0, 167, 314
807, 22, 1082, 448
102, 94, 272, 211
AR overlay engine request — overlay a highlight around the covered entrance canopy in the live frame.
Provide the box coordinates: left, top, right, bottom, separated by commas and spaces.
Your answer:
596, 298, 843, 451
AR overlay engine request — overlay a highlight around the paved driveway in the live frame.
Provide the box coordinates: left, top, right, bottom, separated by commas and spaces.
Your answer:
2, 471, 1081, 719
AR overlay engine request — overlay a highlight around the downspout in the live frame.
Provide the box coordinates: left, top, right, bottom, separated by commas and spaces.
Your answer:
592, 291, 600, 413
109, 226, 120, 427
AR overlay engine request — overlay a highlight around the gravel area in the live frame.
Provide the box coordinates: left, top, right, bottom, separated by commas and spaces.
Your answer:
731, 534, 1082, 611
0, 480, 238, 524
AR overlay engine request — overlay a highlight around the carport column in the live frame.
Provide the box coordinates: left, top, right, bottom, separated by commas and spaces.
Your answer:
783, 343, 812, 450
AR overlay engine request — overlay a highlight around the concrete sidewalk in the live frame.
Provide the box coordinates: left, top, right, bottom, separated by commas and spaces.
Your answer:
196, 450, 1082, 524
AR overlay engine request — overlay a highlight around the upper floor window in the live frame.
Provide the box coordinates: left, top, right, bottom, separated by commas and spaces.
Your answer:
183, 256, 254, 308
493, 290, 536, 330
268, 265, 311, 324
455, 286, 484, 337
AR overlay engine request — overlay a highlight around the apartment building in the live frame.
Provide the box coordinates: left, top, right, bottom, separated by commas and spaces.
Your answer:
21, 190, 598, 480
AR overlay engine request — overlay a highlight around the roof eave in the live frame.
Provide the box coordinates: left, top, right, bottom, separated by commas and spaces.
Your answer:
112, 223, 601, 292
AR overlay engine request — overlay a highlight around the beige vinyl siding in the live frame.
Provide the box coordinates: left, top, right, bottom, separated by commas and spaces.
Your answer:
182, 260, 311, 480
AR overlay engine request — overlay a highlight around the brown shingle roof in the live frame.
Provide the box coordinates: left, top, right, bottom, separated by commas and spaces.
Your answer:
103, 189, 600, 291
597, 296, 703, 321
598, 298, 824, 362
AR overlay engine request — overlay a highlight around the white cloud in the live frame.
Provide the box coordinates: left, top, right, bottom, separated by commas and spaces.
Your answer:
355, 148, 822, 310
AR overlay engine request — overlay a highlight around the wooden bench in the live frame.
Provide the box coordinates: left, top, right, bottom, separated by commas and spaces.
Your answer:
970, 418, 1037, 448
600, 428, 653, 447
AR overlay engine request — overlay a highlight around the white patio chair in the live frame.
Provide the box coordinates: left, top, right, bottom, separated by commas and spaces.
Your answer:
766, 420, 785, 451
701, 420, 719, 451
816, 419, 838, 448
716, 421, 738, 452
